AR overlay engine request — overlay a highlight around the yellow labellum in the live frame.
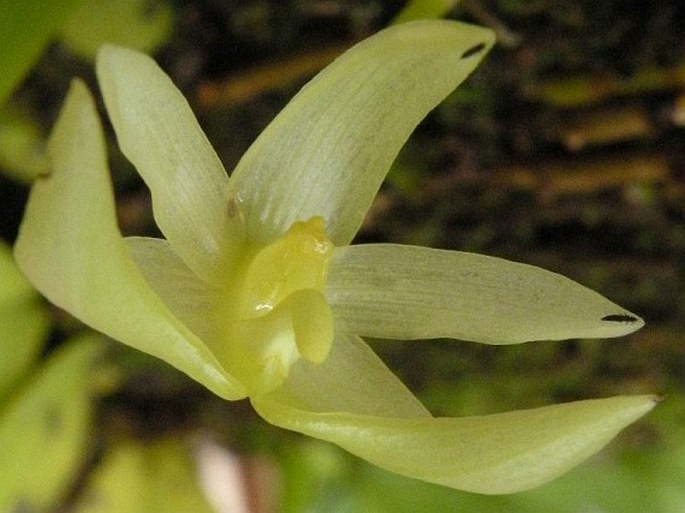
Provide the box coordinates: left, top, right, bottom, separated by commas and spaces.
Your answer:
239, 216, 333, 317
215, 217, 335, 395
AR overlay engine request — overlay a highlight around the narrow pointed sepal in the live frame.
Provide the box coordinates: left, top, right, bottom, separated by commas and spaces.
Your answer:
14, 80, 246, 400
326, 244, 643, 343
96, 44, 244, 281
252, 394, 657, 494
231, 20, 496, 246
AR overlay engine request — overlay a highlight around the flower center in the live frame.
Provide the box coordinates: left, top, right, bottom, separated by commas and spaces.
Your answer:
216, 216, 335, 395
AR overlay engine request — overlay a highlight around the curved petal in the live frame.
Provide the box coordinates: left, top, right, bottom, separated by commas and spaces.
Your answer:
126, 236, 219, 345
325, 244, 644, 343
252, 394, 656, 494
96, 45, 245, 282
231, 20, 495, 246
261, 333, 429, 418
14, 80, 246, 400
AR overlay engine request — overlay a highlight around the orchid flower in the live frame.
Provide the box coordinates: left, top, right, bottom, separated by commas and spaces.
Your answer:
15, 20, 655, 494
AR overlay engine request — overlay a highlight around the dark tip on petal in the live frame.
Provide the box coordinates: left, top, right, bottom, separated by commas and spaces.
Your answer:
601, 314, 640, 323
461, 42, 487, 59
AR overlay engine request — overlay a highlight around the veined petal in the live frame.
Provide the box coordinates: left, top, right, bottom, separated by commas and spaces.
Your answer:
231, 20, 495, 246
96, 45, 244, 282
326, 244, 643, 343
252, 394, 657, 494
14, 80, 246, 400
261, 333, 429, 418
126, 237, 219, 345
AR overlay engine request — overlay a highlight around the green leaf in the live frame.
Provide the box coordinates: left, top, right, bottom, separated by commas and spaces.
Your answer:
253, 394, 656, 494
0, 299, 48, 399
326, 244, 643, 343
14, 80, 245, 400
277, 439, 353, 513
0, 242, 49, 399
0, 104, 48, 182
0, 336, 101, 512
392, 0, 460, 24
73, 440, 214, 513
61, 0, 174, 61
231, 20, 495, 247
96, 44, 244, 283
0, 239, 36, 307
0, 0, 86, 104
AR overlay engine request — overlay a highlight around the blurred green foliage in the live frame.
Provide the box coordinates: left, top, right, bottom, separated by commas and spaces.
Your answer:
0, 0, 86, 105
73, 440, 214, 513
60, 0, 173, 61
393, 0, 459, 23
0, 0, 173, 182
0, 242, 100, 511
0, 105, 48, 183
0, 243, 48, 396
0, 337, 101, 512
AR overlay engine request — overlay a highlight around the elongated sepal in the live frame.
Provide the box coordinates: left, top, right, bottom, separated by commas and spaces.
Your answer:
14, 80, 245, 400
326, 244, 643, 343
253, 394, 657, 494
231, 20, 496, 246
96, 44, 244, 281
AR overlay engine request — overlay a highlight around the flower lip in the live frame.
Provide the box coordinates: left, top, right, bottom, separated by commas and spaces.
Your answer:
213, 216, 335, 396
229, 216, 334, 320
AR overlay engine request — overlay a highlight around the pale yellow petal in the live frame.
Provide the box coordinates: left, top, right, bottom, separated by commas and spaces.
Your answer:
253, 394, 656, 494
266, 333, 429, 418
96, 45, 245, 281
231, 20, 495, 246
14, 80, 245, 400
326, 244, 643, 343
126, 236, 219, 345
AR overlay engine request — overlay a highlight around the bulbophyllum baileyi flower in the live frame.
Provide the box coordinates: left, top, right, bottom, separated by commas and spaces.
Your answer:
15, 20, 655, 494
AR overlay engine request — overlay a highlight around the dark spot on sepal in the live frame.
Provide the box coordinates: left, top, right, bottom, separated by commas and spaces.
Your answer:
601, 314, 640, 323
461, 42, 487, 59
